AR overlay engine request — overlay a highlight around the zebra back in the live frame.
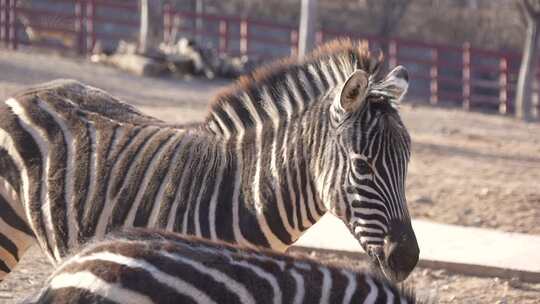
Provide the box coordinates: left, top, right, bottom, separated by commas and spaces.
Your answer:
25, 228, 419, 304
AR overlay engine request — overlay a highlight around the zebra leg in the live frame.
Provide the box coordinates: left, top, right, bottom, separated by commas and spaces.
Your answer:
0, 177, 35, 281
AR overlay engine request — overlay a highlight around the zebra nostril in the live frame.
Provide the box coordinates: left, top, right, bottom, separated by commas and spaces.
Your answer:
384, 238, 419, 281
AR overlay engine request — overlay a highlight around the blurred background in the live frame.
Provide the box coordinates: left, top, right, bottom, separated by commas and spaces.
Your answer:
0, 1, 539, 303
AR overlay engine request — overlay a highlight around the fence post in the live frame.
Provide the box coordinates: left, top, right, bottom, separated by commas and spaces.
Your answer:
290, 29, 298, 56
430, 47, 438, 105
163, 3, 171, 44
7, 0, 16, 50
0, 0, 6, 47
388, 39, 398, 69
75, 0, 85, 55
498, 55, 509, 114
218, 20, 228, 55
315, 30, 323, 45
298, 0, 317, 57
462, 42, 471, 110
240, 18, 248, 56
9, 0, 16, 49
86, 0, 95, 54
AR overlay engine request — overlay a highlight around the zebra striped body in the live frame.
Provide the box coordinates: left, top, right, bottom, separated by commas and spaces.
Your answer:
0, 40, 418, 282
26, 228, 419, 304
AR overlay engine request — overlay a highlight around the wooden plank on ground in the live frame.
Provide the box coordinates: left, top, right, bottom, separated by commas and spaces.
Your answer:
290, 213, 540, 283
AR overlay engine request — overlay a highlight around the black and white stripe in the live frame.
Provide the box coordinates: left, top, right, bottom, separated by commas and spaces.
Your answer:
0, 39, 418, 282
26, 228, 420, 304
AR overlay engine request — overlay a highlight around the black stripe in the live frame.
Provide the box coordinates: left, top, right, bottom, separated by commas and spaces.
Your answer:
0, 194, 33, 236
214, 148, 237, 243
0, 101, 54, 260
108, 129, 170, 232
0, 232, 19, 261
154, 135, 194, 228
195, 149, 220, 239
133, 133, 184, 227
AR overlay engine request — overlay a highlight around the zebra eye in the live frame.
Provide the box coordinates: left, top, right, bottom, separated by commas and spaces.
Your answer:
355, 160, 372, 174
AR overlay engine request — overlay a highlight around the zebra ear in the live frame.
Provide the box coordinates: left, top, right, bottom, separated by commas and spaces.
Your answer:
339, 70, 369, 113
376, 65, 409, 104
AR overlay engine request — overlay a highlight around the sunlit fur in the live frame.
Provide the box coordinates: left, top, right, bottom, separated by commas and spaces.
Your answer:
25, 228, 421, 304
0, 39, 416, 282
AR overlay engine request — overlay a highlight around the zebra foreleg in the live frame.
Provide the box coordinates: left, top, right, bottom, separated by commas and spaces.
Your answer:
0, 180, 36, 281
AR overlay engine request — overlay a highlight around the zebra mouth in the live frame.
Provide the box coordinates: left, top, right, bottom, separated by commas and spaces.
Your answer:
365, 246, 400, 283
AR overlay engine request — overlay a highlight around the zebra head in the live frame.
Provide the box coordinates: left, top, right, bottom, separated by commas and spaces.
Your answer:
328, 65, 419, 282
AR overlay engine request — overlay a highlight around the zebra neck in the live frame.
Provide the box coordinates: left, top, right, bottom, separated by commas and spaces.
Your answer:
211, 107, 328, 248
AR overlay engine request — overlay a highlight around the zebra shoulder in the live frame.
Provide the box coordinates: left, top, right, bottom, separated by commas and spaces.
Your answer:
10, 79, 163, 126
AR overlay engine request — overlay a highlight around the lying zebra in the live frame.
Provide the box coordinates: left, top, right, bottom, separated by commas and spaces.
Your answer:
24, 228, 421, 304
0, 39, 418, 282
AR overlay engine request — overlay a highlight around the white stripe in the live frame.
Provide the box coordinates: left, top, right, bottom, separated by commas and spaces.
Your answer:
97, 126, 158, 238
124, 130, 178, 228
228, 258, 282, 304
0, 216, 33, 268
290, 269, 305, 304
319, 267, 332, 304
308, 64, 325, 94
298, 69, 315, 101
287, 74, 305, 111
261, 87, 297, 237
280, 88, 299, 230
363, 275, 378, 304
212, 112, 231, 139
208, 144, 226, 240
242, 93, 287, 250
37, 100, 79, 250
166, 135, 196, 231
0, 176, 23, 219
0, 128, 33, 234
81, 120, 98, 235
49, 271, 154, 304
148, 134, 187, 228
69, 251, 217, 304
222, 102, 256, 248
193, 160, 211, 237
329, 57, 344, 83
6, 98, 61, 262
321, 63, 335, 88
341, 270, 356, 304
383, 284, 395, 304
160, 250, 255, 304
354, 226, 385, 235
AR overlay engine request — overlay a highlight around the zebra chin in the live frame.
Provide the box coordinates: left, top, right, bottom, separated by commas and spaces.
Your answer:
353, 221, 419, 283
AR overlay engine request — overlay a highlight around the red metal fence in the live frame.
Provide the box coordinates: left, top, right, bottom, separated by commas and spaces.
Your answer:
0, 0, 538, 115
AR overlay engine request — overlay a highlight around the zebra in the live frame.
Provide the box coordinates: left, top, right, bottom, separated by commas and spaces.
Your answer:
25, 228, 421, 304
0, 39, 418, 283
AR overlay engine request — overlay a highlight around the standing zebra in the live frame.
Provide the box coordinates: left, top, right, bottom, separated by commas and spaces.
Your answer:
0, 39, 418, 282
25, 228, 421, 304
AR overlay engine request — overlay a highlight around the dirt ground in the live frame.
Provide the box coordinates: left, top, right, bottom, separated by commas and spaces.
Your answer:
0, 49, 539, 303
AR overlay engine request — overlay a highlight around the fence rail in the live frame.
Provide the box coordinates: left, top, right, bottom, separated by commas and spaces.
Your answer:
0, 0, 538, 116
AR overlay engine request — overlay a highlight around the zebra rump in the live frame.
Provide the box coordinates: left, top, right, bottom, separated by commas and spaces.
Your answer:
24, 228, 420, 304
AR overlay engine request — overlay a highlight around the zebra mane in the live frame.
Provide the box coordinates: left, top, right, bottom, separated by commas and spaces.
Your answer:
205, 39, 383, 138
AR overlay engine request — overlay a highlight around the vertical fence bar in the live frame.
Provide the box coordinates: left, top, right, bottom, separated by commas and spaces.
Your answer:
240, 18, 248, 56
315, 30, 323, 45
462, 42, 471, 110
290, 29, 298, 56
530, 65, 540, 120
498, 55, 509, 114
218, 19, 228, 55
163, 2, 171, 44
75, 0, 85, 55
388, 39, 398, 68
8, 0, 16, 50
0, 0, 6, 47
430, 47, 439, 105
85, 0, 95, 53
